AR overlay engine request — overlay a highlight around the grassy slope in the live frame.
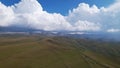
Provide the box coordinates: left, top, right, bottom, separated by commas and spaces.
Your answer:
0, 35, 120, 68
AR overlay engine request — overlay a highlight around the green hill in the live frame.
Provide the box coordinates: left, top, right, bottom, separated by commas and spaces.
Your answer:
0, 34, 120, 68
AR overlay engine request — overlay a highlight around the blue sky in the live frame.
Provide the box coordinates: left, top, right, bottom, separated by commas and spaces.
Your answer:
0, 0, 115, 15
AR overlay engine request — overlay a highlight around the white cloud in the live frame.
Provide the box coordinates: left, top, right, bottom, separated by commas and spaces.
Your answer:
0, 0, 120, 32
66, 1, 120, 32
0, 0, 72, 31
12, 0, 43, 14
73, 20, 100, 31
66, 3, 102, 31
0, 2, 14, 26
67, 3, 101, 25
107, 29, 120, 32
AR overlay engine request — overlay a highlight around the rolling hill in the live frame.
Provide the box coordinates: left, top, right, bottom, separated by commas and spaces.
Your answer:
0, 34, 120, 68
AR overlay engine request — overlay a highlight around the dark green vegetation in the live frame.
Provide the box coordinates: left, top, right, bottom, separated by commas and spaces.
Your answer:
0, 34, 120, 68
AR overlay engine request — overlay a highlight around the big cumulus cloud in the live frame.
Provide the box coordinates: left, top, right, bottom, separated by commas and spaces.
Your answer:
0, 0, 72, 31
0, 0, 120, 32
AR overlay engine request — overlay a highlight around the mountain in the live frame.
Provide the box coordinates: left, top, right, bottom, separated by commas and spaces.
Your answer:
0, 26, 39, 32
0, 26, 120, 41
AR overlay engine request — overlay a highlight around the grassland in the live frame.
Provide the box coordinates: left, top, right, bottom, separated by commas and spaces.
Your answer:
0, 34, 120, 68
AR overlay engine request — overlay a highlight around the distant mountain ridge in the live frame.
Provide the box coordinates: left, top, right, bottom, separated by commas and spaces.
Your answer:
0, 26, 120, 42
0, 26, 40, 32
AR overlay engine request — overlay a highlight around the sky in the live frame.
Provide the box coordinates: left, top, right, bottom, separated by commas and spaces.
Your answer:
0, 0, 115, 15
0, 0, 120, 32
